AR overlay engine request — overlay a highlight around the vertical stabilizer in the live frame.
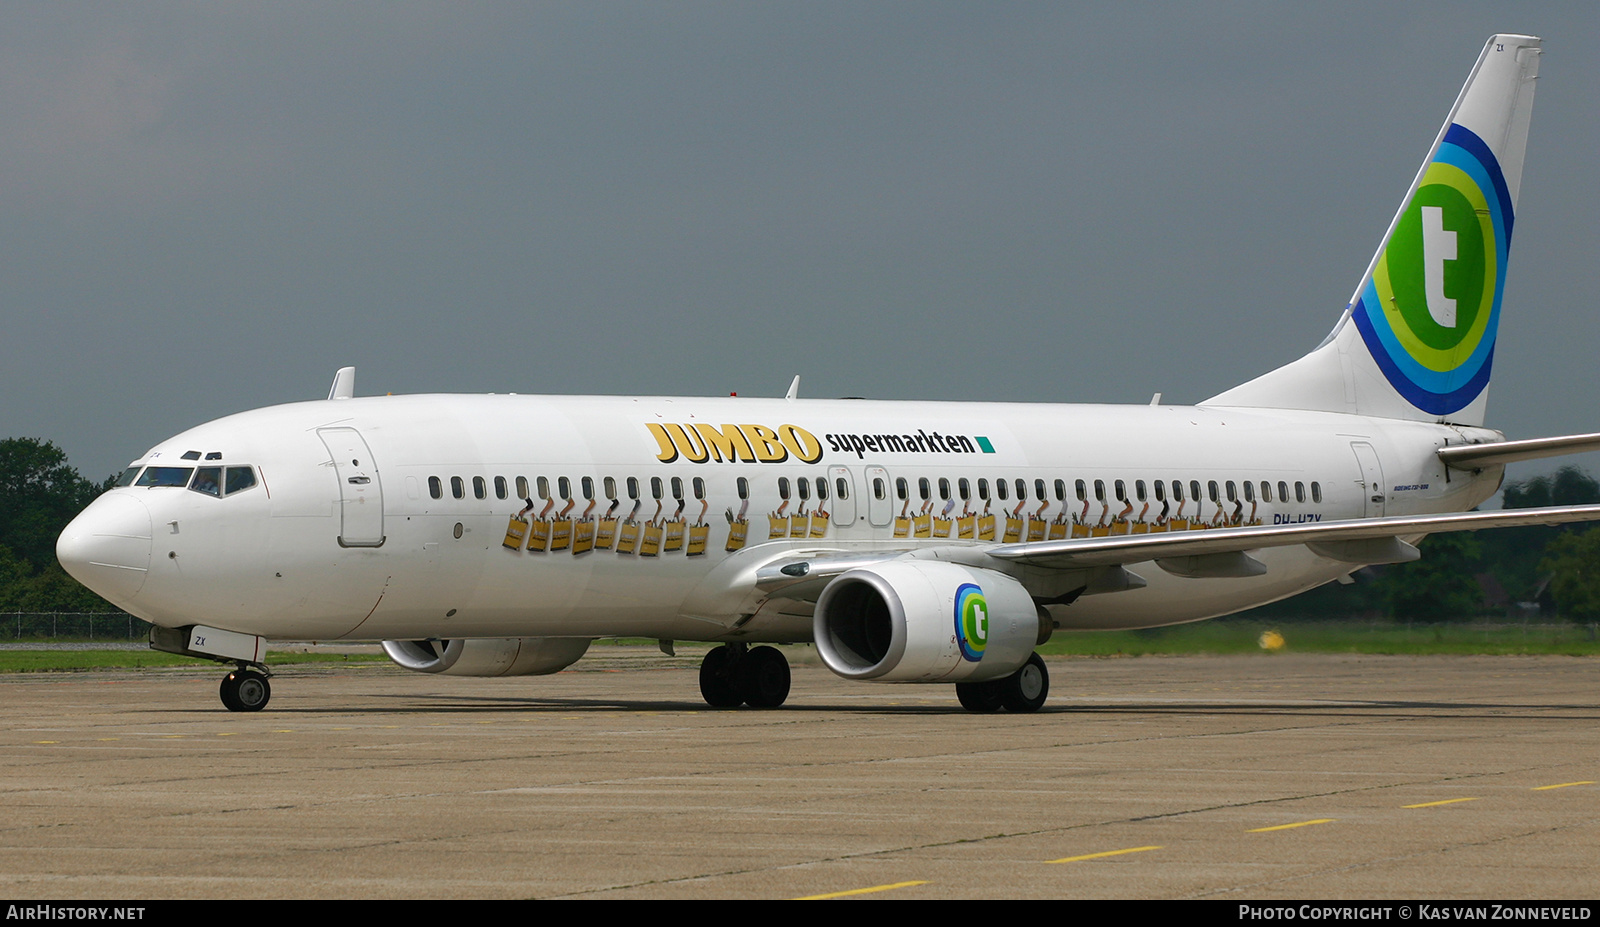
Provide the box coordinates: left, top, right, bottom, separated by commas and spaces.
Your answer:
1206, 35, 1541, 426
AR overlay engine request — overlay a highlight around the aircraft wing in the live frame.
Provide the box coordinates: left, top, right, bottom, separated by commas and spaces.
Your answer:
1439, 432, 1600, 469
986, 504, 1600, 571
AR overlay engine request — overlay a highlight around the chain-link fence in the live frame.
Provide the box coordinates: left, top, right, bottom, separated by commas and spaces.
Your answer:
4, 612, 152, 641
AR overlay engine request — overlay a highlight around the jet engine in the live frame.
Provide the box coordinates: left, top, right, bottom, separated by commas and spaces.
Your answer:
382, 637, 592, 677
813, 561, 1047, 683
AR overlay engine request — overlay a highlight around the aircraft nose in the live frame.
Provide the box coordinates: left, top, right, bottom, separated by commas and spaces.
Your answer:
57, 493, 153, 605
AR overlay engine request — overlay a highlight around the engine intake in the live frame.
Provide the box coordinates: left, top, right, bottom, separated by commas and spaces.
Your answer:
813, 561, 1043, 683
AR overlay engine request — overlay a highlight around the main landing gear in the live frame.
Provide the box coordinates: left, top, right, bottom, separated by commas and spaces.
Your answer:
699, 643, 791, 709
954, 652, 1049, 714
219, 664, 272, 712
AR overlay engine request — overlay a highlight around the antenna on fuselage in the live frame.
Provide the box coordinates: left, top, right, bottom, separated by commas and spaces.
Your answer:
785, 375, 800, 401
327, 366, 356, 401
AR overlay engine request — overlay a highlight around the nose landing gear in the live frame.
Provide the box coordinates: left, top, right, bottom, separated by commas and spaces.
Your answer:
219, 665, 271, 712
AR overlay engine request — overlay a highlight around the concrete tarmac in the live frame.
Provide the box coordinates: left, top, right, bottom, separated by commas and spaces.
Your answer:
1, 650, 1596, 900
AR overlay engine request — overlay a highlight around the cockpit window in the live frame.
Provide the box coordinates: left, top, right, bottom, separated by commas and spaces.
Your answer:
136, 467, 193, 488
114, 466, 143, 488
224, 467, 257, 495
190, 468, 222, 497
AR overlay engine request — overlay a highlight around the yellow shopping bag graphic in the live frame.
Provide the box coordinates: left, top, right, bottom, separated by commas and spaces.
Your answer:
913, 513, 932, 538
978, 513, 996, 540
663, 518, 685, 553
1003, 516, 1023, 543
957, 514, 975, 539
687, 523, 710, 556
528, 519, 551, 552
571, 519, 595, 554
595, 517, 618, 550
640, 522, 664, 557
503, 516, 530, 551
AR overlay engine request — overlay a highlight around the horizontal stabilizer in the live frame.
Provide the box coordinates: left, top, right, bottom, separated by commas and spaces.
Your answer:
1439, 432, 1600, 469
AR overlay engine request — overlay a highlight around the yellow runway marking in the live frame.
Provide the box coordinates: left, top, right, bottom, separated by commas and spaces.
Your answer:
1533, 781, 1594, 790
795, 880, 929, 900
1248, 819, 1335, 832
1047, 846, 1163, 864
1403, 798, 1477, 808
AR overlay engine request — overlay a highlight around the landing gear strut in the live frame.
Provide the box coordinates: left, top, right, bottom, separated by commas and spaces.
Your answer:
219, 665, 271, 712
955, 652, 1049, 714
698, 644, 791, 709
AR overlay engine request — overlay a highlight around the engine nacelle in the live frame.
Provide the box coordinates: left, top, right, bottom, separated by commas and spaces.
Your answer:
813, 561, 1044, 683
382, 637, 592, 677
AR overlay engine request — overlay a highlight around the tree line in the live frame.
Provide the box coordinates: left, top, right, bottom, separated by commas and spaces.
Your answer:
3, 435, 1600, 621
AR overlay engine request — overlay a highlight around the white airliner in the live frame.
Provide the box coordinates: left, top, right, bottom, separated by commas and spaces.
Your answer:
57, 34, 1600, 713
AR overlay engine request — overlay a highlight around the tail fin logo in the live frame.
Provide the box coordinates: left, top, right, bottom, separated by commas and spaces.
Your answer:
1352, 124, 1512, 415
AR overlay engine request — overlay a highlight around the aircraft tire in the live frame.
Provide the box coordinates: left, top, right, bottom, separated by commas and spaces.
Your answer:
736, 646, 791, 709
220, 669, 271, 713
955, 680, 1005, 713
699, 647, 744, 708
997, 653, 1049, 713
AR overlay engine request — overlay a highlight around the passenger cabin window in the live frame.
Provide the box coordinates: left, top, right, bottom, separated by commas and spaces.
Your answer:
1278, 481, 1288, 503
1208, 481, 1219, 503
1171, 480, 1183, 502
1092, 480, 1104, 503
537, 477, 550, 500
429, 476, 442, 499
451, 476, 464, 500
1295, 482, 1306, 503
692, 477, 705, 500
998, 479, 1009, 501
979, 479, 990, 501
737, 477, 749, 500
627, 477, 639, 500
778, 477, 790, 500
1226, 481, 1237, 503
1054, 479, 1066, 501
837, 477, 850, 500
918, 478, 930, 500
1014, 479, 1025, 500
816, 477, 828, 501
938, 478, 950, 501
584, 476, 596, 500
895, 477, 907, 500
559, 477, 572, 500
473, 476, 487, 500
1036, 479, 1047, 502
958, 478, 971, 501
604, 477, 617, 500
797, 477, 810, 501
1075, 480, 1086, 502
517, 476, 529, 499
671, 477, 683, 501
1312, 482, 1323, 503
1154, 481, 1165, 502
651, 477, 663, 500
1114, 480, 1126, 502
872, 477, 886, 500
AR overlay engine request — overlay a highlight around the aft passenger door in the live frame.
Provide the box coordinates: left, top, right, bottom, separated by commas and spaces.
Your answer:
318, 427, 385, 547
1350, 442, 1386, 518
864, 466, 892, 527
828, 466, 857, 527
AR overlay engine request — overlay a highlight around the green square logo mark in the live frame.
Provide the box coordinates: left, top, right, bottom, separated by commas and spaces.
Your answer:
975, 436, 995, 454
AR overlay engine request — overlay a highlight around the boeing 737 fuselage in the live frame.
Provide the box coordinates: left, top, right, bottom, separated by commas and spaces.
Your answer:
57, 34, 1600, 714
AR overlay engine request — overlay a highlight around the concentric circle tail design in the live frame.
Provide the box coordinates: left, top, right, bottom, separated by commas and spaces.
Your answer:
1352, 124, 1511, 415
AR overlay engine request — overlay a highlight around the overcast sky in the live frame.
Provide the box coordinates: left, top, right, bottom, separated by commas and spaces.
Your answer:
4, 2, 1599, 490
